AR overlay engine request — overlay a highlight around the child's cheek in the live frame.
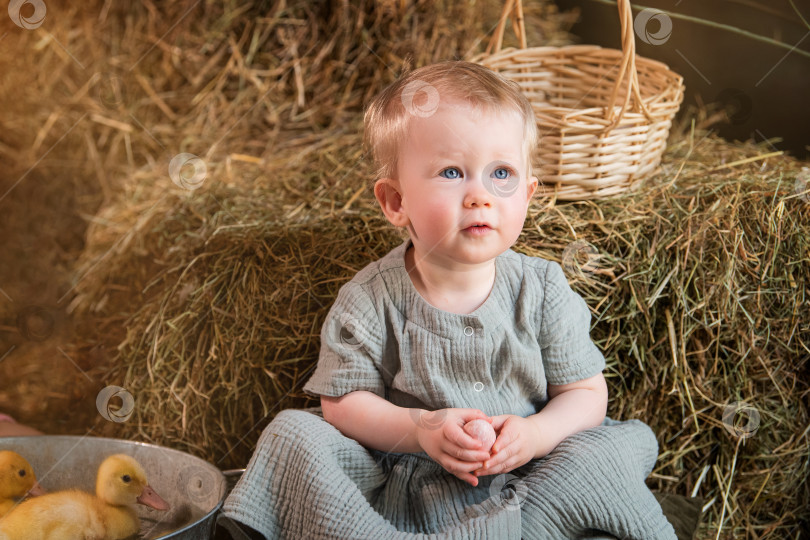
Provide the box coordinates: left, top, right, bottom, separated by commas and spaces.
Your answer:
417, 200, 452, 228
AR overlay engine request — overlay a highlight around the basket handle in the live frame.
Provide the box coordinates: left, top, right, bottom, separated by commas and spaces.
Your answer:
485, 0, 526, 55
486, 0, 655, 128
607, 0, 655, 126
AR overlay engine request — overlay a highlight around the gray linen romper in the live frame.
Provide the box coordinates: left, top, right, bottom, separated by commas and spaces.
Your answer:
219, 238, 676, 539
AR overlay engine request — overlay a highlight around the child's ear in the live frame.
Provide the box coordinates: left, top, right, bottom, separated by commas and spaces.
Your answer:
374, 178, 410, 228
526, 175, 539, 200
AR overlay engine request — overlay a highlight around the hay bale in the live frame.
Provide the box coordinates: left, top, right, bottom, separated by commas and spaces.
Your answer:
72, 120, 810, 538
64, 0, 580, 466
520, 129, 810, 539
1, 0, 574, 429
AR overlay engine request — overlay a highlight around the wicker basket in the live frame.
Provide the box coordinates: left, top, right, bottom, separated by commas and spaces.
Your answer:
471, 0, 685, 201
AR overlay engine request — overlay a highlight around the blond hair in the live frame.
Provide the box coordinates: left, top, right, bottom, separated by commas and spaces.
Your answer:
363, 61, 538, 181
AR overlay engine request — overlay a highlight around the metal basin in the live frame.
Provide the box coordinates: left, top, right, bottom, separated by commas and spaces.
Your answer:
0, 435, 227, 539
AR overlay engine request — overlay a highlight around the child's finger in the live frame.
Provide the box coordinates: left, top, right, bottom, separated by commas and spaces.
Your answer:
445, 454, 485, 472
474, 455, 498, 476
446, 423, 485, 450
480, 438, 519, 474
441, 454, 484, 485
491, 426, 517, 454
459, 409, 491, 423
488, 415, 508, 431
443, 441, 491, 463
489, 447, 524, 475
477, 456, 502, 476
455, 470, 480, 487
443, 431, 488, 458
439, 453, 484, 476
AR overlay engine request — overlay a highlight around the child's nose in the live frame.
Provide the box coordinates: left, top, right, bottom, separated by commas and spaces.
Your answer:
463, 173, 493, 207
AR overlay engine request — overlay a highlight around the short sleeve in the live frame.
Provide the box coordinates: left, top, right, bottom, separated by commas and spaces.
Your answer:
303, 282, 385, 398
538, 261, 606, 385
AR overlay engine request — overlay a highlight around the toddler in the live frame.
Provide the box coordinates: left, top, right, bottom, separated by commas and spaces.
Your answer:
218, 61, 676, 539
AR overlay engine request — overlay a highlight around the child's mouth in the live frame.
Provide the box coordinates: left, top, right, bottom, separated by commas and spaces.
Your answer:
464, 224, 492, 234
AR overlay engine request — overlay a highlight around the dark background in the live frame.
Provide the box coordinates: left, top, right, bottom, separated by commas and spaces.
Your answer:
556, 0, 810, 159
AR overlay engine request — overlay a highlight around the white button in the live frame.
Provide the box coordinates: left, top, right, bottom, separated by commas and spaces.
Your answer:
473, 381, 484, 392
464, 326, 474, 336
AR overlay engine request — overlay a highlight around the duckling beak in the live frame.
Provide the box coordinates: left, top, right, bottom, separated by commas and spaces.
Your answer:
136, 484, 170, 511
27, 481, 46, 497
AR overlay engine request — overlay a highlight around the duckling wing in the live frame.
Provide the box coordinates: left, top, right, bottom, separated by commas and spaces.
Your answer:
0, 499, 15, 518
0, 491, 105, 540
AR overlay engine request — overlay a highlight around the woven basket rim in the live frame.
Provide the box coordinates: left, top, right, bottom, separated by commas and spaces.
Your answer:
475, 45, 685, 124
472, 45, 683, 85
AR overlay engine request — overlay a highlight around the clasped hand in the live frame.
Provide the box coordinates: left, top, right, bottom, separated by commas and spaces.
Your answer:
414, 408, 541, 487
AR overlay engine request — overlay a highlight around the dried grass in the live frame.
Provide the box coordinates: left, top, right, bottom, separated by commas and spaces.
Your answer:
0, 1, 807, 538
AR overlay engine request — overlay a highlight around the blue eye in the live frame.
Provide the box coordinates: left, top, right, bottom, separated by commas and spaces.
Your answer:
492, 167, 512, 180
439, 168, 461, 179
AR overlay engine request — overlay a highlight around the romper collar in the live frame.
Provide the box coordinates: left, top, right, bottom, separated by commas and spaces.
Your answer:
378, 238, 514, 338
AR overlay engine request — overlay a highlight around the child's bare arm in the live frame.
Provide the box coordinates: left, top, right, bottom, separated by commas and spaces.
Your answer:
321, 391, 422, 452
528, 371, 608, 457
321, 391, 492, 486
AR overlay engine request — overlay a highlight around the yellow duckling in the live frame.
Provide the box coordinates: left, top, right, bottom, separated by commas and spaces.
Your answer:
0, 453, 169, 540
0, 450, 46, 518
